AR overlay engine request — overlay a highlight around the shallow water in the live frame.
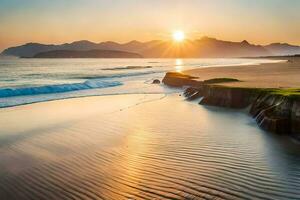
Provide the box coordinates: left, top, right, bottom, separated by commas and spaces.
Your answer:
0, 94, 300, 199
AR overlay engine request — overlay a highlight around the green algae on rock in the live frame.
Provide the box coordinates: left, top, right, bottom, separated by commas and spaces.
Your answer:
162, 72, 300, 137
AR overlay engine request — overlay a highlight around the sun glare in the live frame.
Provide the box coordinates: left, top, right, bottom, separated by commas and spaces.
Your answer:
175, 59, 183, 72
172, 31, 185, 42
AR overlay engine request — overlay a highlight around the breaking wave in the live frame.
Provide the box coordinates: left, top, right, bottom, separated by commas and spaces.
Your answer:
0, 80, 123, 98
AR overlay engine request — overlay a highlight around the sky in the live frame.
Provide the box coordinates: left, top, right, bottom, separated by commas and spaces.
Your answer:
1, 0, 300, 51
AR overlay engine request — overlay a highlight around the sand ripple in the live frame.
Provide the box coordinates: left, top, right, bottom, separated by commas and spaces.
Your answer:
1, 94, 300, 199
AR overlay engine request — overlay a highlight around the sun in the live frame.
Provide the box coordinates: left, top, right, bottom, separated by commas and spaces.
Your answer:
172, 30, 185, 42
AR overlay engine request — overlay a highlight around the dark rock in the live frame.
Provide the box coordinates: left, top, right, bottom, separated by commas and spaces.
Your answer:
183, 87, 203, 100
254, 105, 291, 134
291, 101, 300, 137
152, 79, 160, 84
162, 72, 202, 87
199, 86, 253, 109
250, 94, 293, 134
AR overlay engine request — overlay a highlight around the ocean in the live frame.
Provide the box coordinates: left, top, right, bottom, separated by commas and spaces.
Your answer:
0, 57, 278, 108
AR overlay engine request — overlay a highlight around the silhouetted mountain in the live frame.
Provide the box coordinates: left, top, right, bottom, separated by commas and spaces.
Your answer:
60, 40, 100, 51
189, 37, 270, 57
3, 43, 58, 58
265, 43, 300, 56
29, 49, 143, 58
2, 37, 300, 58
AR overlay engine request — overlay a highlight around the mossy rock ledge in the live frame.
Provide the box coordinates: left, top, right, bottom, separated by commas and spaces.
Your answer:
163, 72, 300, 137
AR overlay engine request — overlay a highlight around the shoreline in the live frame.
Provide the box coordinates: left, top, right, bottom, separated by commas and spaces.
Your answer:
183, 57, 300, 88
162, 56, 300, 138
0, 57, 282, 109
0, 56, 297, 112
0, 57, 295, 110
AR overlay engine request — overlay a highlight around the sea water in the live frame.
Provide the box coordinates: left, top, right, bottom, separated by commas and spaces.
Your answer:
0, 57, 279, 107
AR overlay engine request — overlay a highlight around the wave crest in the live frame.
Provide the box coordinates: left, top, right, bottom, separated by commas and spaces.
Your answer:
0, 80, 122, 98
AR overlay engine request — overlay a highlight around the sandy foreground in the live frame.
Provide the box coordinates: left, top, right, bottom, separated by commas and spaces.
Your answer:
1, 93, 300, 199
184, 57, 300, 88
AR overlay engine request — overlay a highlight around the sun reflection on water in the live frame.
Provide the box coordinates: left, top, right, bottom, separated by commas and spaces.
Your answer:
175, 59, 183, 72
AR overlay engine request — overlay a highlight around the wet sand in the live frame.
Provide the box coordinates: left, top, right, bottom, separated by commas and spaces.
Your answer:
184, 57, 300, 88
1, 94, 300, 199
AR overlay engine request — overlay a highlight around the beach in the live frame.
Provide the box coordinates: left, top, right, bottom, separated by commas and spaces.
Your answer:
1, 93, 300, 199
184, 57, 300, 88
183, 57, 300, 88
0, 58, 300, 199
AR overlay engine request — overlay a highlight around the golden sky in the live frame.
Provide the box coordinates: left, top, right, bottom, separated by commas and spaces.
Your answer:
1, 0, 300, 51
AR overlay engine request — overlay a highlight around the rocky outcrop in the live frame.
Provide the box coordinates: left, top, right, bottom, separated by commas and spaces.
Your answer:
162, 72, 202, 87
183, 87, 203, 100
162, 72, 300, 136
199, 86, 255, 108
291, 101, 300, 137
197, 86, 300, 136
250, 94, 292, 134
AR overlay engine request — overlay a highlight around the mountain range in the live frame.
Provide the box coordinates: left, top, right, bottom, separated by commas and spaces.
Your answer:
32, 49, 142, 58
2, 37, 300, 58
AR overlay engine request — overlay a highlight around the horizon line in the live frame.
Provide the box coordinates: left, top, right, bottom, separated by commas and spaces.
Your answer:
4, 36, 299, 50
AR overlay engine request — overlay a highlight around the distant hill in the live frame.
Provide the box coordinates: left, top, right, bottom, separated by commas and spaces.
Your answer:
182, 37, 269, 58
2, 37, 300, 58
2, 40, 160, 58
29, 49, 142, 58
264, 43, 300, 56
